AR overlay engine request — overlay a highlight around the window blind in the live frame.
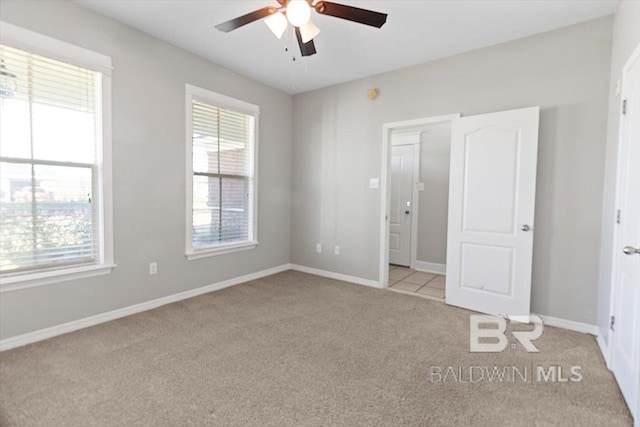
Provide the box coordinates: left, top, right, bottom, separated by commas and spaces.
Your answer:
1, 44, 96, 113
191, 99, 255, 248
0, 44, 101, 275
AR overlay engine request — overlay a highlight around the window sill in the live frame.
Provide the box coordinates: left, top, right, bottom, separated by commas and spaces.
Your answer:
0, 263, 116, 293
186, 241, 258, 260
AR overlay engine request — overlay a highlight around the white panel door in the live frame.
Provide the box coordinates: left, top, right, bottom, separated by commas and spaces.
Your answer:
389, 145, 414, 266
610, 45, 640, 423
446, 107, 539, 316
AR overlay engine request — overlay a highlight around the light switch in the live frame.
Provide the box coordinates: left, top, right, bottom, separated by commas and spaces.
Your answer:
417, 182, 425, 191
369, 178, 379, 189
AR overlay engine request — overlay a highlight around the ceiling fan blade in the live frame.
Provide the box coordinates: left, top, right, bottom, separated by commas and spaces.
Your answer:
314, 1, 387, 28
295, 27, 317, 57
299, 20, 321, 43
215, 7, 277, 32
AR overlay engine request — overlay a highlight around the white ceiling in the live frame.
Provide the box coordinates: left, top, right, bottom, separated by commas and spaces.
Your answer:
76, 0, 618, 94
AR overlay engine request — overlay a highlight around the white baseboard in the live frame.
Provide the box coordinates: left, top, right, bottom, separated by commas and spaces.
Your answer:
596, 328, 610, 368
0, 264, 604, 353
289, 264, 382, 289
412, 261, 446, 275
0, 264, 291, 352
534, 314, 599, 335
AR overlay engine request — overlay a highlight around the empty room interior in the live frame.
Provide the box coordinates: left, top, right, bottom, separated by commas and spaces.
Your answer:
0, 0, 639, 426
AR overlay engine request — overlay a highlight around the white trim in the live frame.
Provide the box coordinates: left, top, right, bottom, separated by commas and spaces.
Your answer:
391, 132, 421, 146
534, 314, 598, 335
0, 264, 604, 352
0, 21, 112, 76
186, 242, 258, 260
0, 24, 114, 291
0, 264, 291, 352
413, 261, 446, 275
289, 264, 381, 289
385, 289, 598, 336
184, 84, 259, 260
380, 126, 391, 286
596, 329, 610, 368
409, 143, 421, 270
384, 114, 462, 130
100, 64, 115, 280
0, 264, 116, 292
380, 114, 460, 288
185, 84, 259, 116
288, 266, 598, 338
185, 86, 195, 258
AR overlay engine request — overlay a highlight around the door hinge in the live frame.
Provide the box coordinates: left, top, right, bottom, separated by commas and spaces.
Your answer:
622, 99, 627, 115
616, 209, 621, 225
610, 315, 615, 331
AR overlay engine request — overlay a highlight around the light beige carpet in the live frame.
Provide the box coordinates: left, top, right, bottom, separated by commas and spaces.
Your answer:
0, 271, 632, 426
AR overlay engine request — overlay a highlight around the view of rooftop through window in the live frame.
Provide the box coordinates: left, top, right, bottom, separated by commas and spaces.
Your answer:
190, 96, 256, 250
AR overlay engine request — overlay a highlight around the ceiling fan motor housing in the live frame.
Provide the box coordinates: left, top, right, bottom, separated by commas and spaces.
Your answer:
215, 1, 388, 57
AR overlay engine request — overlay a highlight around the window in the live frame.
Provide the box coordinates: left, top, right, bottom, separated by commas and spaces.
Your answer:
185, 84, 258, 259
0, 23, 113, 289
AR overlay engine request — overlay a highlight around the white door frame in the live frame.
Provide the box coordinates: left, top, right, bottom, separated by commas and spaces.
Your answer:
605, 42, 640, 423
379, 113, 460, 287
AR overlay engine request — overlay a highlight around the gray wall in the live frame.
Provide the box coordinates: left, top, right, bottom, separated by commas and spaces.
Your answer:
416, 123, 450, 266
0, 1, 618, 339
597, 0, 640, 344
291, 17, 613, 325
0, 0, 293, 340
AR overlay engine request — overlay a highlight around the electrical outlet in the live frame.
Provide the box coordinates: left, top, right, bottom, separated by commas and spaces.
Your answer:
316, 243, 322, 253
334, 246, 340, 255
149, 262, 157, 275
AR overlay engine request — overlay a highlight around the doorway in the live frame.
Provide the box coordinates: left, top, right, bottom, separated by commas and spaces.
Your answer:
381, 107, 540, 318
381, 114, 459, 300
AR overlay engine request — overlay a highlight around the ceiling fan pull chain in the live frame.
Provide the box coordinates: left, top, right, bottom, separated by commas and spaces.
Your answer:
215, 1, 387, 58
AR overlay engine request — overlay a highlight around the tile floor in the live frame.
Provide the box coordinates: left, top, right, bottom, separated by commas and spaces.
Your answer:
387, 265, 445, 301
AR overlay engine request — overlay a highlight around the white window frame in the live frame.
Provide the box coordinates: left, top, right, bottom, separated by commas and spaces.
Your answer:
0, 22, 114, 292
185, 84, 259, 260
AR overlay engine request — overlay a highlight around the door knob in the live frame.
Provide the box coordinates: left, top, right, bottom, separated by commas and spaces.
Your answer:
623, 246, 640, 255
405, 210, 410, 215
521, 224, 531, 232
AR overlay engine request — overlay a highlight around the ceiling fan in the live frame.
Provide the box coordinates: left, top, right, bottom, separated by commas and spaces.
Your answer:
215, 0, 388, 57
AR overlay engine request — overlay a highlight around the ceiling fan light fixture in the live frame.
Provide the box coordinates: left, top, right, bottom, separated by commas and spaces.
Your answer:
265, 12, 288, 38
215, 1, 388, 58
299, 20, 320, 43
286, 0, 311, 27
